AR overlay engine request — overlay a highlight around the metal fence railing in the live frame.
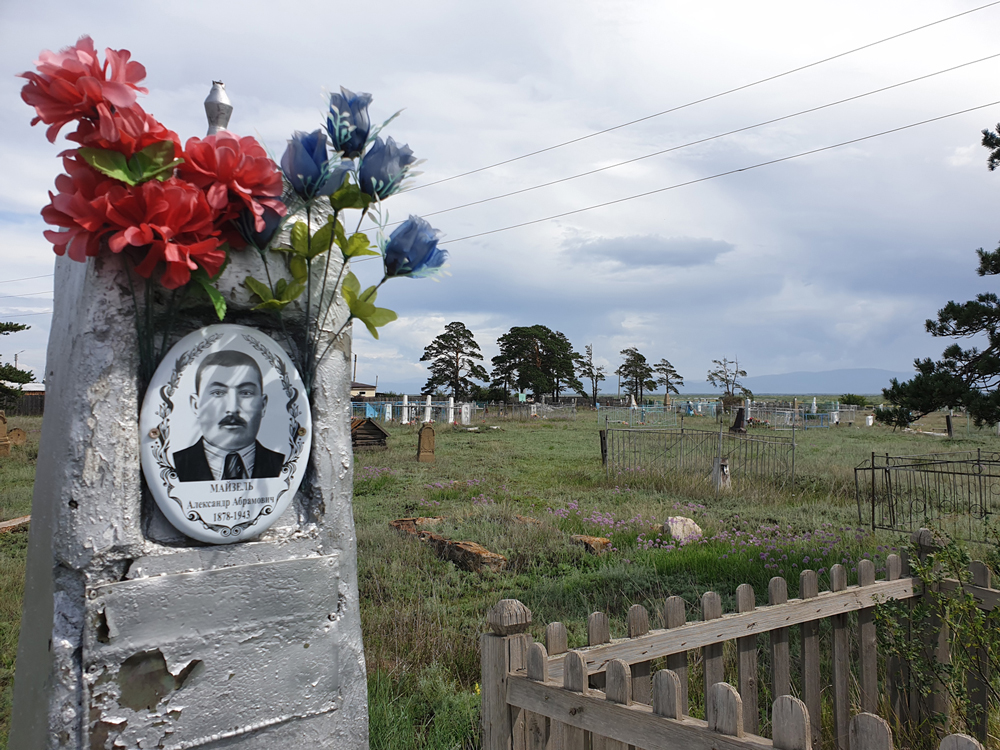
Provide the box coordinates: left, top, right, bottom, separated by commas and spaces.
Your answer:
855, 449, 1000, 543
605, 427, 795, 492
350, 400, 578, 424
598, 406, 679, 427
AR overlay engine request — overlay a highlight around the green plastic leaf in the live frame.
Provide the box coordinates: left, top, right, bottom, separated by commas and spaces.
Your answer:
290, 222, 309, 256
280, 281, 306, 302
244, 277, 274, 302
359, 308, 397, 339
77, 148, 137, 185
333, 220, 347, 251
190, 268, 227, 321
330, 181, 372, 212
254, 298, 291, 311
128, 141, 184, 183
359, 285, 378, 304
344, 232, 379, 258
289, 255, 308, 283
309, 220, 334, 259
274, 278, 288, 298
341, 271, 361, 304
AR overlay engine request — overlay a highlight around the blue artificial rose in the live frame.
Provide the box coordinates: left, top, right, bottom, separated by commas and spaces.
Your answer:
281, 130, 351, 200
382, 215, 447, 278
326, 87, 372, 160
359, 136, 417, 199
235, 205, 283, 251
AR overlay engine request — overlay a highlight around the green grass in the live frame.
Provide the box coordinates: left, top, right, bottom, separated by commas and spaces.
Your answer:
2, 412, 997, 748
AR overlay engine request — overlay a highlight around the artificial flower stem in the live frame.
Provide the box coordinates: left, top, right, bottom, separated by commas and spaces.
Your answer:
309, 208, 339, 373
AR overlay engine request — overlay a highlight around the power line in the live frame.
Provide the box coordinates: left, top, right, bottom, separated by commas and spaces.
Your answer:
407, 1, 1000, 192
441, 100, 1000, 245
391, 52, 1000, 225
1, 310, 53, 318
0, 290, 53, 301
0, 273, 53, 285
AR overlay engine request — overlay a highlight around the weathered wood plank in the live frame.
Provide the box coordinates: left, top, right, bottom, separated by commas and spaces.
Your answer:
595, 660, 633, 750
562, 651, 588, 749
938, 578, 1000, 611
886, 553, 910, 725
799, 570, 821, 750
849, 712, 893, 750
967, 561, 991, 744
546, 622, 568, 655
664, 596, 689, 714
482, 633, 511, 750
707, 682, 743, 737
768, 577, 790, 702
652, 669, 682, 719
939, 734, 985, 750
546, 577, 919, 681
589, 611, 611, 691
526, 643, 550, 750
507, 675, 775, 750
736, 584, 759, 735
772, 695, 811, 750
857, 559, 878, 714
628, 604, 652, 705
830, 565, 849, 750
702, 592, 724, 701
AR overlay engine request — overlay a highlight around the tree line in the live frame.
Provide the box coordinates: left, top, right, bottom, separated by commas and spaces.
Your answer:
419, 322, 752, 406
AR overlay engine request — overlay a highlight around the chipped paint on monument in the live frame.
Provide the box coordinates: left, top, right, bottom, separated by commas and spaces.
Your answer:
11, 250, 368, 749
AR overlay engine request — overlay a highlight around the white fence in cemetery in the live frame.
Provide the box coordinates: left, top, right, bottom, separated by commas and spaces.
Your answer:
481, 532, 998, 750
599, 406, 680, 427
351, 400, 577, 424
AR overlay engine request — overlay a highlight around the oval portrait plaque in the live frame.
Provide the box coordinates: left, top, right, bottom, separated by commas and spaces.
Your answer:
139, 324, 312, 544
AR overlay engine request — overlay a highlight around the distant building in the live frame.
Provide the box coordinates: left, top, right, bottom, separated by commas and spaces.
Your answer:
350, 382, 377, 398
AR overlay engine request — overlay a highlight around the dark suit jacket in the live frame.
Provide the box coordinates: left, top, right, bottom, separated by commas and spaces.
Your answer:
173, 438, 285, 482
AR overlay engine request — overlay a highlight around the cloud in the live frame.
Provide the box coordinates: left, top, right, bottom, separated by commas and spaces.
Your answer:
563, 234, 736, 269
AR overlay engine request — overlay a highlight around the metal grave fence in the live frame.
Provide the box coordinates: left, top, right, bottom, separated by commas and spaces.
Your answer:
855, 449, 1000, 543
605, 427, 795, 491
598, 405, 679, 427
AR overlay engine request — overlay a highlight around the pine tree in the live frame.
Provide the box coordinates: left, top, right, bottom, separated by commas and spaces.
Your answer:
616, 347, 656, 403
0, 322, 34, 411
490, 325, 583, 400
653, 358, 684, 400
419, 322, 488, 399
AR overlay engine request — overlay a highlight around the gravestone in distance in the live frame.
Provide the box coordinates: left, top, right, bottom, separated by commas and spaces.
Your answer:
417, 424, 435, 463
9, 427, 27, 447
461, 403, 471, 425
11, 254, 367, 745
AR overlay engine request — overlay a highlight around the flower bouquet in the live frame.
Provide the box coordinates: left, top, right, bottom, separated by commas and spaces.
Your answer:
20, 36, 447, 392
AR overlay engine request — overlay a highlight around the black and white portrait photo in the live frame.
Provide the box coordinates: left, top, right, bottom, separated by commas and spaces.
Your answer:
173, 350, 285, 482
139, 325, 311, 545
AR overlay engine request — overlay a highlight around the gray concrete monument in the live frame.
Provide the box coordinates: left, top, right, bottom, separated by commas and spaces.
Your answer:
10, 250, 367, 744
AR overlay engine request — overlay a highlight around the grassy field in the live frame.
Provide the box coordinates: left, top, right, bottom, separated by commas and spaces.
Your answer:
0, 411, 997, 748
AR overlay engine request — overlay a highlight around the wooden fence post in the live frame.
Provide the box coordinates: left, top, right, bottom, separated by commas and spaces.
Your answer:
596, 660, 632, 750
546, 622, 568, 657
481, 599, 532, 750
886, 552, 912, 727
627, 604, 651, 704
525, 643, 549, 750
652, 669, 683, 719
850, 713, 894, 750
664, 596, 689, 714
799, 569, 821, 750
772, 695, 811, 750
830, 564, 850, 750
967, 560, 991, 744
707, 682, 744, 737
702, 591, 724, 701
857, 559, 878, 713
558, 651, 589, 750
914, 528, 950, 728
939, 734, 985, 750
736, 583, 759, 735
768, 576, 791, 701
588, 611, 611, 691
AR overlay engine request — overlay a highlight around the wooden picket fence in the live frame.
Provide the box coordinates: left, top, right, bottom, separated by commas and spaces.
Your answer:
481, 531, 998, 750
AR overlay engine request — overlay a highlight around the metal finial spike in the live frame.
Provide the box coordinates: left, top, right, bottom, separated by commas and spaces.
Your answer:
205, 81, 233, 136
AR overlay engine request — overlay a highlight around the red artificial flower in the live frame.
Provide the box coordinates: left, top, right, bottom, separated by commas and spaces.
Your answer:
40, 154, 118, 261
19, 36, 148, 145
105, 178, 225, 289
67, 109, 181, 159
179, 134, 285, 234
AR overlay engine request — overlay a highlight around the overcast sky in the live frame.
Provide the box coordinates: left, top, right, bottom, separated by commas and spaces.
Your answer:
2, 0, 1000, 393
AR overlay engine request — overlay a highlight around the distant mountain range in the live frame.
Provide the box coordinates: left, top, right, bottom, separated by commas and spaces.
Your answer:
674, 368, 913, 396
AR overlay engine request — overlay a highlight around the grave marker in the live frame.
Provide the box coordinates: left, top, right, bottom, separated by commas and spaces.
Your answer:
418, 424, 436, 462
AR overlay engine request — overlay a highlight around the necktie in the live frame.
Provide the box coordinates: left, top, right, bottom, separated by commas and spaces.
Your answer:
223, 452, 248, 480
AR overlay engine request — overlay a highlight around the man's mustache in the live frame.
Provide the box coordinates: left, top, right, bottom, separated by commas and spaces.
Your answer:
218, 415, 248, 428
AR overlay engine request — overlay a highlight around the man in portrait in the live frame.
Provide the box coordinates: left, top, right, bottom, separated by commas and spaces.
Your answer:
173, 350, 286, 482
